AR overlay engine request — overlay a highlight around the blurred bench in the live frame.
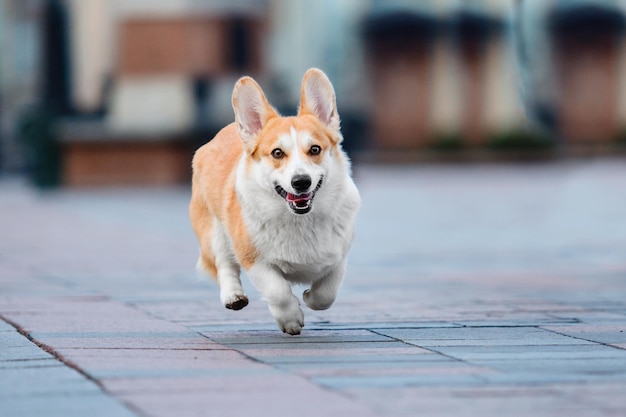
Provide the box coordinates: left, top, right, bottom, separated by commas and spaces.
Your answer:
58, 119, 193, 187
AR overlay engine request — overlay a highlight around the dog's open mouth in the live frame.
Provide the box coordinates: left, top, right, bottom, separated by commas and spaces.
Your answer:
275, 177, 323, 215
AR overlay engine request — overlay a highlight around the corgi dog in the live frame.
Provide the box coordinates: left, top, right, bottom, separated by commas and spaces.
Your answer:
189, 68, 360, 335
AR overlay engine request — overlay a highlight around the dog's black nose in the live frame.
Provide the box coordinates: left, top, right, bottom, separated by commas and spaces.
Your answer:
291, 175, 312, 193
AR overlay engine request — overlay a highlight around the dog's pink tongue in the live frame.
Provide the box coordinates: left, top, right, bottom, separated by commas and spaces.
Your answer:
287, 192, 312, 203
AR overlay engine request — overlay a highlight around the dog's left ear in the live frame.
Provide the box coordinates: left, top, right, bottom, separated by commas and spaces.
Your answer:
299, 68, 340, 132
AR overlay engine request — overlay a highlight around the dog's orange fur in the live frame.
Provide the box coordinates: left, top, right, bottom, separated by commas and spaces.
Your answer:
190, 124, 257, 276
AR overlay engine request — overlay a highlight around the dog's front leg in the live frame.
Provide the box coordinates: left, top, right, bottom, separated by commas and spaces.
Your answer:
247, 263, 304, 335
303, 262, 345, 310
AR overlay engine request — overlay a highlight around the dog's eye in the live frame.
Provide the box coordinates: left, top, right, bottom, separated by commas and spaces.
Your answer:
309, 145, 322, 156
271, 148, 285, 159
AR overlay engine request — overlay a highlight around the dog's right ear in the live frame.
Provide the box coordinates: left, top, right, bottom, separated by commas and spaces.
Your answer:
299, 68, 340, 133
232, 77, 278, 145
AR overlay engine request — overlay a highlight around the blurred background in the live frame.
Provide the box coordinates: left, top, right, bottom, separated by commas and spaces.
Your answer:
1, 0, 626, 188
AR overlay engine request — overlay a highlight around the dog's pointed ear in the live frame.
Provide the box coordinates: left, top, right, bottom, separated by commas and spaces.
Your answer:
232, 76, 278, 144
298, 68, 340, 132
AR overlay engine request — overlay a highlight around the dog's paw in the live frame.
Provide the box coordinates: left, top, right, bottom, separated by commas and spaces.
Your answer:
222, 292, 249, 311
303, 289, 334, 311
279, 317, 304, 335
275, 307, 305, 335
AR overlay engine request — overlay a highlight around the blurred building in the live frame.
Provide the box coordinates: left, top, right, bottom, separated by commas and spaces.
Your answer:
1, 0, 626, 186
363, 0, 523, 151
517, 0, 626, 144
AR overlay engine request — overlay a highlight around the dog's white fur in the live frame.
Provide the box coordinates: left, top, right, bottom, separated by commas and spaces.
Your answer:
189, 68, 360, 334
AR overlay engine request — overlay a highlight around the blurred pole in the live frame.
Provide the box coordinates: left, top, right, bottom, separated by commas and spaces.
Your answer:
513, 0, 559, 136
66, 0, 111, 113
42, 0, 72, 116
16, 0, 71, 187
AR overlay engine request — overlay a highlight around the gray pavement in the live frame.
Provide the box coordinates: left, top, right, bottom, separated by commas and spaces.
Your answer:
1, 159, 626, 417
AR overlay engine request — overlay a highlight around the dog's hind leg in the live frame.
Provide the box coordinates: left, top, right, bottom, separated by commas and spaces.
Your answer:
303, 262, 345, 311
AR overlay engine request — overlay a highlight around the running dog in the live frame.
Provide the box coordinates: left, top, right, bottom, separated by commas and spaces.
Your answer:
189, 68, 360, 334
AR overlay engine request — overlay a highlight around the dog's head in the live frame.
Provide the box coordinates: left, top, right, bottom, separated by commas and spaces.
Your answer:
232, 69, 343, 215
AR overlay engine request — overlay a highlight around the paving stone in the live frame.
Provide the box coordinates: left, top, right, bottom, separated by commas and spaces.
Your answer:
222, 339, 411, 350
0, 298, 196, 334
0, 358, 61, 370
2, 162, 626, 417
273, 356, 458, 371
0, 365, 100, 398
206, 329, 392, 344
0, 329, 40, 348
114, 373, 380, 417
542, 324, 626, 344
0, 328, 56, 363
482, 357, 626, 374
189, 322, 286, 334
258, 352, 446, 365
310, 321, 464, 330
279, 359, 494, 383
0, 345, 53, 362
554, 382, 626, 409
101, 373, 279, 394
346, 386, 617, 417
428, 343, 624, 362
315, 373, 487, 389
484, 371, 626, 385
450, 317, 581, 327
0, 320, 15, 332
92, 367, 276, 380
52, 347, 258, 380
220, 341, 431, 364
1, 394, 139, 417
376, 326, 597, 347
29, 331, 226, 350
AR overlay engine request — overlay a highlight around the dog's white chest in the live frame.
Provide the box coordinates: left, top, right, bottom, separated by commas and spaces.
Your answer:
265, 216, 346, 264
243, 206, 353, 283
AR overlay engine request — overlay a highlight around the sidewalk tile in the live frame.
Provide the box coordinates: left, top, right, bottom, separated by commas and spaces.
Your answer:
0, 320, 15, 332
52, 348, 257, 379
114, 373, 379, 417
314, 373, 487, 389
29, 331, 226, 350
205, 329, 392, 344
0, 365, 101, 397
376, 326, 597, 347
541, 324, 626, 345
345, 386, 615, 417
1, 394, 139, 417
428, 343, 624, 361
